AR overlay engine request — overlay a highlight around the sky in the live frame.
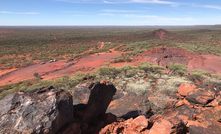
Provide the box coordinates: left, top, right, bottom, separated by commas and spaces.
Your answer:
0, 0, 221, 26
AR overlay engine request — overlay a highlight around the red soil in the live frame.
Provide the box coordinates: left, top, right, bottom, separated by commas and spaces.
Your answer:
0, 51, 121, 85
139, 47, 221, 74
1, 47, 221, 86
0, 60, 65, 85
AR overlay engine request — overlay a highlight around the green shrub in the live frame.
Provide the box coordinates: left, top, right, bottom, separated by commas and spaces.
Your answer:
125, 81, 151, 95
167, 62, 187, 76
74, 72, 85, 77
112, 56, 125, 63
138, 62, 164, 73
211, 74, 221, 79
26, 80, 54, 91
33, 72, 39, 77
53, 75, 81, 91
157, 76, 191, 94
98, 66, 121, 76
190, 69, 211, 82
125, 56, 132, 62
0, 89, 15, 100
125, 69, 137, 77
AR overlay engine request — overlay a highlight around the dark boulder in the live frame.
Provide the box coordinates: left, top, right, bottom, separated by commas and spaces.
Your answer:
188, 125, 218, 134
149, 116, 187, 134
185, 88, 215, 105
107, 92, 151, 119
0, 86, 73, 134
71, 82, 93, 105
82, 81, 116, 124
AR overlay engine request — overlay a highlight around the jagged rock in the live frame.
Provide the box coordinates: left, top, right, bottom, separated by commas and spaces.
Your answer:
71, 82, 93, 105
188, 125, 218, 134
100, 113, 117, 126
107, 92, 151, 119
174, 105, 195, 120
148, 95, 178, 114
82, 81, 116, 124
206, 95, 221, 107
185, 88, 215, 105
99, 115, 149, 134
149, 116, 187, 134
0, 86, 73, 134
177, 83, 196, 96
131, 115, 149, 132
58, 123, 82, 134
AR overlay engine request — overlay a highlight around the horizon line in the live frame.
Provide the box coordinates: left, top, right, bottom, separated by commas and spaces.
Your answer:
0, 24, 220, 27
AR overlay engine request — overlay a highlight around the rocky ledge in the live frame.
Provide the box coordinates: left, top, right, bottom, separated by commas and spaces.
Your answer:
0, 81, 221, 134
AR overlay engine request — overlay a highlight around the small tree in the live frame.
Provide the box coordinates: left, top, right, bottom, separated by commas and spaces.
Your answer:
138, 62, 164, 73
33, 72, 39, 78
167, 62, 187, 76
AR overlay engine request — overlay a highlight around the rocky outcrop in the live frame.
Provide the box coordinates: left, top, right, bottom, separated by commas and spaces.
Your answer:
71, 82, 93, 105
0, 81, 117, 134
71, 81, 117, 134
185, 88, 215, 105
177, 83, 196, 96
83, 81, 116, 124
0, 86, 73, 134
149, 116, 187, 134
1, 80, 221, 134
107, 92, 151, 119
99, 115, 150, 134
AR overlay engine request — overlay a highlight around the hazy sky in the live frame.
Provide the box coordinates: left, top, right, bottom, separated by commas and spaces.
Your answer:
0, 0, 221, 26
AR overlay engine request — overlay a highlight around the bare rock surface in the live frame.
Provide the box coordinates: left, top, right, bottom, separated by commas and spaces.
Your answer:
71, 82, 93, 105
1, 80, 221, 134
82, 81, 117, 124
0, 86, 73, 134
107, 92, 151, 119
177, 83, 196, 96
99, 115, 150, 134
149, 117, 187, 134
185, 88, 215, 105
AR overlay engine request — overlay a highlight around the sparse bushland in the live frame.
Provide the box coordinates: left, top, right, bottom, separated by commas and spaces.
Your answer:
190, 69, 211, 82
98, 66, 121, 76
2, 26, 221, 99
53, 75, 82, 91
125, 80, 151, 96
1, 26, 221, 69
111, 55, 132, 63
1, 61, 221, 100
167, 62, 188, 76
157, 76, 192, 95
211, 74, 221, 79
138, 62, 165, 73
0, 78, 42, 100
205, 77, 221, 86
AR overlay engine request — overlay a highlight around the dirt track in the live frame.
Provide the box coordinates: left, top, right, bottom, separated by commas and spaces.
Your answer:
0, 51, 121, 86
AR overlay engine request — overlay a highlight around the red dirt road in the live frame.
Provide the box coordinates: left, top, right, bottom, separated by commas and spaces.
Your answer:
0, 60, 66, 85
0, 51, 121, 85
